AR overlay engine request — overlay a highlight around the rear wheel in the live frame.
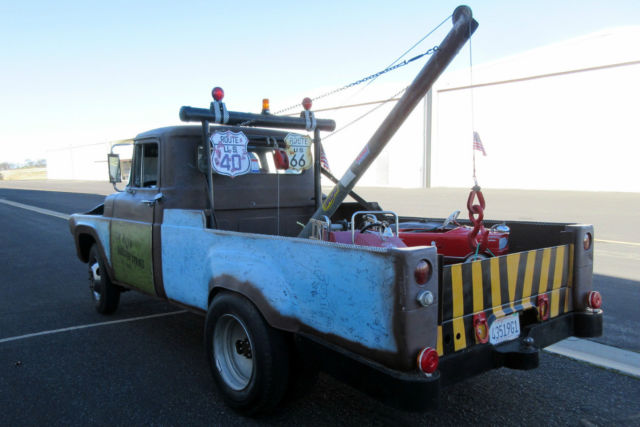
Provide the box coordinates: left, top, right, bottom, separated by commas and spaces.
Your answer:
88, 244, 120, 314
205, 292, 289, 415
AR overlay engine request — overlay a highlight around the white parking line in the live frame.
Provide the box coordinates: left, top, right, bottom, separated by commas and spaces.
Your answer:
595, 239, 640, 247
545, 337, 640, 379
0, 198, 70, 220
0, 310, 188, 344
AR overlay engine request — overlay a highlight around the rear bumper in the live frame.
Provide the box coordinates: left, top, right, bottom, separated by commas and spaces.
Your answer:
296, 310, 602, 412
439, 309, 602, 387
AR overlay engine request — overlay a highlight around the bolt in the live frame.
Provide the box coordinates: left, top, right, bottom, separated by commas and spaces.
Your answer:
417, 290, 434, 307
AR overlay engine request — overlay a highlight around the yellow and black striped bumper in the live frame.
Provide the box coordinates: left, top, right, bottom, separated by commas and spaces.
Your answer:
437, 244, 574, 356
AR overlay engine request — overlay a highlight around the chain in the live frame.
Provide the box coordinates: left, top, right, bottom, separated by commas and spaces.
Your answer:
236, 46, 437, 128
349, 14, 451, 100
235, 13, 452, 127
273, 46, 439, 116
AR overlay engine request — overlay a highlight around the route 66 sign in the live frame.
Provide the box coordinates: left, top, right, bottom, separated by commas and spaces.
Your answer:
284, 133, 312, 171
210, 131, 251, 177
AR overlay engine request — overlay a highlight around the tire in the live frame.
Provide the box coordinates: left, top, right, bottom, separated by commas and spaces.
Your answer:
205, 292, 290, 415
88, 244, 120, 314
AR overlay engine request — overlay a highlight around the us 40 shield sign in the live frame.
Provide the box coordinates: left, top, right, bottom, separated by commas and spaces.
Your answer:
210, 131, 251, 177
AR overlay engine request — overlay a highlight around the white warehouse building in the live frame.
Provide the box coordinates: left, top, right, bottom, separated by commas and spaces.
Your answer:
47, 27, 640, 192
428, 27, 640, 192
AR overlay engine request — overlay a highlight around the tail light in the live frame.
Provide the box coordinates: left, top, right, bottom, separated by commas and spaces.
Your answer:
583, 232, 592, 250
537, 294, 550, 321
473, 312, 489, 344
417, 347, 438, 375
587, 291, 602, 309
414, 260, 432, 285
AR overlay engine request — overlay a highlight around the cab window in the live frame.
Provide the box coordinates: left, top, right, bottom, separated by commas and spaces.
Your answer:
130, 143, 159, 188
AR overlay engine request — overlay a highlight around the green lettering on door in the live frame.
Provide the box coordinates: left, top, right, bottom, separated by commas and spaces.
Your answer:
111, 221, 154, 294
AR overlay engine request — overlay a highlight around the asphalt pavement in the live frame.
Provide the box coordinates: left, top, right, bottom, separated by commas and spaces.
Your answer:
0, 180, 638, 425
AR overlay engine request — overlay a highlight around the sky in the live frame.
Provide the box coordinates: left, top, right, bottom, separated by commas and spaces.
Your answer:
1, 0, 639, 164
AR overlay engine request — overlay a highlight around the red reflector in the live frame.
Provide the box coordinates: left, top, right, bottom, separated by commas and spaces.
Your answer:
537, 294, 550, 321
414, 260, 431, 285
212, 86, 224, 101
588, 291, 602, 309
302, 97, 312, 111
273, 149, 289, 170
473, 312, 489, 344
417, 347, 438, 374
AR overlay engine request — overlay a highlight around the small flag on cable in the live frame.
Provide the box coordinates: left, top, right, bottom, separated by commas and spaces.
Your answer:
320, 144, 331, 172
473, 131, 486, 156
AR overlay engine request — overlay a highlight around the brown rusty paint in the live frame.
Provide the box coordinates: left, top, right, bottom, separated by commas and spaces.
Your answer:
142, 126, 318, 237
152, 223, 166, 298
208, 272, 422, 372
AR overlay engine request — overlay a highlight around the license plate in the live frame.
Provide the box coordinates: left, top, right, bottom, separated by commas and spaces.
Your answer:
489, 313, 521, 345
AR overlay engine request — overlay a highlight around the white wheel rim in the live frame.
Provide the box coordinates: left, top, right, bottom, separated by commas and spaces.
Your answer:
89, 261, 101, 301
213, 314, 254, 391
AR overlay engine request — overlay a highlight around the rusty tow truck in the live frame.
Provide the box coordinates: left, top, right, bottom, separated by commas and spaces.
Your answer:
69, 6, 602, 414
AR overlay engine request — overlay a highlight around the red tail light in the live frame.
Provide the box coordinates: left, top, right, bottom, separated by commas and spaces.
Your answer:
588, 291, 602, 309
537, 294, 549, 321
414, 260, 432, 285
473, 312, 489, 344
583, 232, 592, 250
417, 347, 439, 375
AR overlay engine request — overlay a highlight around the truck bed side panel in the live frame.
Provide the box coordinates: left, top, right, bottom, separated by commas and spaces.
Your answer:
160, 209, 400, 354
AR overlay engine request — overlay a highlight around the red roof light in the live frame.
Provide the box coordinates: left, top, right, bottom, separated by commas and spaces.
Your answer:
302, 97, 312, 111
212, 87, 224, 101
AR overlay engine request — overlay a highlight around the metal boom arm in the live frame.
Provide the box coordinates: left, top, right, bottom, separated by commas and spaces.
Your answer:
299, 6, 478, 238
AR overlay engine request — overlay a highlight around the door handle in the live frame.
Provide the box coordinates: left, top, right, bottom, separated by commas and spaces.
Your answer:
140, 193, 163, 207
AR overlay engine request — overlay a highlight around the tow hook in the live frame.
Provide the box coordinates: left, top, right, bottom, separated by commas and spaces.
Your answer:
492, 336, 538, 370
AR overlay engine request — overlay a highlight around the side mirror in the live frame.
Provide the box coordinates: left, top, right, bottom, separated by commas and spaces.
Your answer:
108, 154, 122, 183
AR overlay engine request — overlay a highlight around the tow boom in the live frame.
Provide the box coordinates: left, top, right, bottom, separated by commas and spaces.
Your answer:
299, 6, 478, 238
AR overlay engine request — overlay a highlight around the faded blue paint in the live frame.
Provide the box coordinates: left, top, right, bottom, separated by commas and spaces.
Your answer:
161, 209, 399, 353
72, 214, 112, 265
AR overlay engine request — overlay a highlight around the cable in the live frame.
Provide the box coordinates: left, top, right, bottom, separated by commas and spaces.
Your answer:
322, 86, 408, 140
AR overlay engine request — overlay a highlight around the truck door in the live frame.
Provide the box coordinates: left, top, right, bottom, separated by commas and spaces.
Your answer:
110, 141, 160, 295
